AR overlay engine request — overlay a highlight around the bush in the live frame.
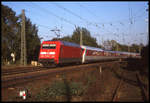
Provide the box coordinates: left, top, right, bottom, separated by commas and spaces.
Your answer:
35, 73, 97, 101
35, 80, 85, 101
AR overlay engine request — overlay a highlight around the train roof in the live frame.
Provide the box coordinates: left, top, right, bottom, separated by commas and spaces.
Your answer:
60, 41, 81, 48
81, 45, 104, 51
44, 40, 81, 48
113, 51, 139, 55
104, 50, 116, 53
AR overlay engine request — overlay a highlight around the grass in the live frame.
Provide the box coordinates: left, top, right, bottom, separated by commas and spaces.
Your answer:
34, 78, 84, 101
34, 81, 84, 101
34, 73, 97, 101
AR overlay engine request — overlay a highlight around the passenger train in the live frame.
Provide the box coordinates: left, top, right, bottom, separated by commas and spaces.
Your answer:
38, 40, 140, 66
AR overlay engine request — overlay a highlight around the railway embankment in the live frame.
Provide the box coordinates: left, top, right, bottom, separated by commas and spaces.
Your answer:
2, 59, 149, 102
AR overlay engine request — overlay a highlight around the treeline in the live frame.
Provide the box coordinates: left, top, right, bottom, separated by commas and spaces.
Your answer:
52, 27, 144, 53
102, 39, 144, 53
52, 27, 99, 48
1, 4, 41, 65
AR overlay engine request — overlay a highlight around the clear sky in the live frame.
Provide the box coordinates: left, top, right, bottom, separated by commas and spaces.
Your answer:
2, 1, 149, 46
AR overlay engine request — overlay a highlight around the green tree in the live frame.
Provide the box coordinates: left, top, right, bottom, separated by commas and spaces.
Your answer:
72, 27, 98, 47
25, 18, 41, 63
52, 27, 98, 47
103, 40, 118, 50
1, 4, 20, 64
102, 39, 143, 52
119, 44, 128, 52
1, 4, 41, 65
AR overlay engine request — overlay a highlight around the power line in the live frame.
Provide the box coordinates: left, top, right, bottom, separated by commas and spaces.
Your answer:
24, 4, 68, 37
37, 24, 52, 29
30, 2, 76, 26
77, 3, 140, 38
78, 3, 102, 22
133, 5, 147, 18
30, 2, 77, 39
31, 2, 139, 40
78, 5, 140, 25
53, 3, 88, 23
37, 24, 68, 38
51, 3, 106, 45
28, 3, 146, 46
79, 3, 119, 25
52, 3, 93, 27
52, 3, 101, 29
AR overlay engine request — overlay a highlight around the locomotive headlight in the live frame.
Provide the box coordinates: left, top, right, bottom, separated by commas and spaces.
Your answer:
49, 52, 55, 54
40, 52, 46, 54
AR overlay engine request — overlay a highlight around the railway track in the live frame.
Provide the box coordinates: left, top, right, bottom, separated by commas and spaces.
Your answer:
136, 72, 149, 101
111, 71, 124, 101
111, 70, 149, 102
2, 59, 124, 76
2, 60, 122, 88
2, 66, 47, 76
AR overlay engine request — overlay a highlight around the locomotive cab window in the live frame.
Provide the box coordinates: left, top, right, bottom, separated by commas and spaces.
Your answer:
42, 44, 56, 49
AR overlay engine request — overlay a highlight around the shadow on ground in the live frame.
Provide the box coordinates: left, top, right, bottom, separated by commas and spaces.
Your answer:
111, 57, 149, 102
121, 58, 149, 77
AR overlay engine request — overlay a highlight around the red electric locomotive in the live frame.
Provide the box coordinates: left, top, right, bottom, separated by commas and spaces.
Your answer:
38, 40, 82, 66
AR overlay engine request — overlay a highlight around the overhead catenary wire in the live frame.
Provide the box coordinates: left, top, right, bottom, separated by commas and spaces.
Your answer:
79, 3, 122, 25
29, 3, 77, 39
27, 2, 147, 46
77, 3, 136, 40
30, 2, 76, 26
28, 2, 147, 27
53, 3, 88, 23
133, 4, 147, 18
31, 2, 145, 34
52, 3, 102, 29
78, 3, 100, 21
78, 2, 146, 32
50, 3, 105, 45
53, 3, 117, 41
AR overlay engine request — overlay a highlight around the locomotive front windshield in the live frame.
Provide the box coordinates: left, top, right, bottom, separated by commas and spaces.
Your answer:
42, 44, 56, 49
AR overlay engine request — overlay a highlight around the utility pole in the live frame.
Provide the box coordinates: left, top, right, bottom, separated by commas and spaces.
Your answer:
74, 26, 82, 45
102, 37, 104, 48
21, 9, 27, 66
117, 44, 119, 51
128, 43, 130, 52
80, 29, 83, 45
139, 46, 141, 54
